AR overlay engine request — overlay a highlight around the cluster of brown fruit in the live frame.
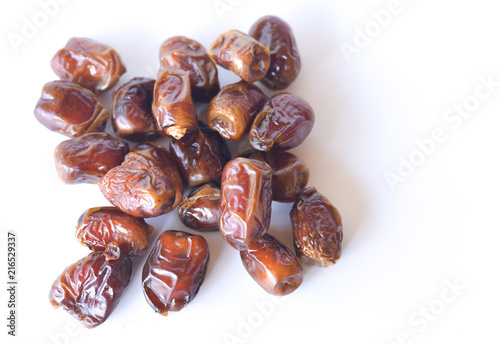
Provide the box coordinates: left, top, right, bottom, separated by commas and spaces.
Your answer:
34, 16, 343, 328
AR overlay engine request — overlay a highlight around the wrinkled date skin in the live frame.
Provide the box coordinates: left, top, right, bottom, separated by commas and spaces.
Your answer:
112, 77, 160, 142
54, 133, 129, 184
178, 183, 221, 231
99, 143, 183, 218
50, 37, 126, 94
243, 149, 309, 202
142, 230, 210, 315
220, 157, 273, 251
170, 122, 230, 186
34, 81, 108, 137
207, 80, 267, 141
249, 93, 314, 151
210, 30, 270, 83
241, 233, 303, 296
249, 16, 301, 90
152, 66, 198, 140
76, 206, 154, 256
290, 187, 343, 267
49, 244, 132, 328
160, 36, 220, 102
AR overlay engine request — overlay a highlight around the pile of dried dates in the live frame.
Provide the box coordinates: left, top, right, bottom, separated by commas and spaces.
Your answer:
35, 15, 343, 328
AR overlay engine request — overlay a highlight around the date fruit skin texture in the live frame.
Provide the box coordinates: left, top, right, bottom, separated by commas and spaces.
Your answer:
50, 37, 126, 95
210, 30, 271, 83
178, 183, 221, 231
112, 77, 160, 142
76, 206, 154, 256
142, 230, 210, 316
249, 15, 301, 90
241, 233, 303, 296
49, 243, 132, 328
290, 187, 343, 267
160, 36, 220, 102
170, 121, 230, 187
249, 93, 314, 152
34, 80, 108, 137
206, 80, 267, 141
99, 142, 183, 218
152, 66, 198, 140
54, 132, 129, 184
243, 149, 309, 203
220, 157, 273, 251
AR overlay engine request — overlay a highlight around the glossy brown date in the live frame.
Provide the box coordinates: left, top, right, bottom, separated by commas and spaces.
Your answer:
99, 143, 183, 218
54, 133, 129, 184
160, 36, 220, 102
206, 80, 267, 141
49, 243, 132, 328
112, 77, 160, 142
249, 15, 301, 90
178, 183, 221, 231
220, 157, 272, 250
243, 149, 309, 202
76, 206, 154, 256
50, 37, 126, 94
209, 30, 270, 83
142, 230, 210, 315
249, 93, 314, 151
170, 121, 230, 186
241, 233, 303, 296
152, 66, 198, 140
34, 81, 108, 137
290, 187, 343, 267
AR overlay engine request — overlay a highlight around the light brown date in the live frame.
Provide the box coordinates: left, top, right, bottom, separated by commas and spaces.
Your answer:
142, 230, 210, 315
290, 187, 343, 267
76, 206, 154, 256
219, 157, 273, 250
241, 233, 303, 296
50, 37, 126, 94
54, 133, 129, 184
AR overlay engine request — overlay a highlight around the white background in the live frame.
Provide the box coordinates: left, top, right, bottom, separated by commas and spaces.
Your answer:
1, 0, 499, 343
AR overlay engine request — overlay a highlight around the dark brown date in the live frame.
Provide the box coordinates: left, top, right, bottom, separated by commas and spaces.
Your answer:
160, 36, 220, 102
76, 206, 154, 256
178, 183, 221, 231
50, 37, 126, 94
209, 30, 270, 83
206, 80, 267, 141
112, 77, 160, 142
220, 157, 272, 250
152, 66, 198, 140
249, 15, 301, 90
142, 230, 210, 315
54, 133, 129, 184
243, 149, 309, 202
170, 122, 230, 186
249, 93, 314, 151
99, 143, 183, 218
34, 81, 108, 137
49, 243, 132, 328
290, 187, 343, 267
241, 233, 303, 296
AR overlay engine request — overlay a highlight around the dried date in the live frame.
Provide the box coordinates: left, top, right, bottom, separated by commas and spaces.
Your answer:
178, 183, 221, 231
54, 133, 129, 184
249, 93, 314, 151
48, 243, 132, 328
34, 81, 108, 137
290, 187, 343, 267
241, 233, 303, 296
219, 157, 273, 250
76, 206, 153, 256
142, 230, 210, 315
50, 37, 126, 94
